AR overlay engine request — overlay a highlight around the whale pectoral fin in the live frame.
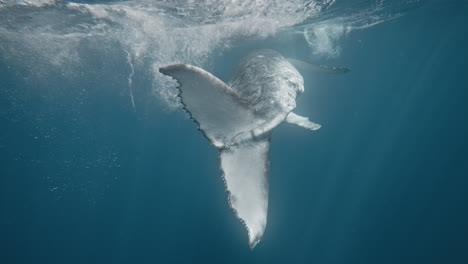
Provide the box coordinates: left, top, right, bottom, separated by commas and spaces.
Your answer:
230, 112, 289, 146
285, 112, 321, 131
287, 58, 350, 75
159, 64, 258, 148
220, 135, 271, 249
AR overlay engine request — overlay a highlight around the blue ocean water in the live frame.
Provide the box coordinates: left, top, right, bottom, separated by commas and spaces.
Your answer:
1, 0, 467, 263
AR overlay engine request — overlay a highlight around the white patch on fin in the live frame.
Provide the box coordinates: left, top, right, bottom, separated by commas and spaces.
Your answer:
159, 64, 261, 148
220, 135, 270, 249
286, 112, 321, 130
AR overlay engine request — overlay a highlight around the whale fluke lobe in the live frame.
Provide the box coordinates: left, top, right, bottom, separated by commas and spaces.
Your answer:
159, 64, 261, 148
159, 49, 326, 249
220, 135, 270, 249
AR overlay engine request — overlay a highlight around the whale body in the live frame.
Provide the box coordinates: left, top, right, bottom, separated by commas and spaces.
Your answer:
159, 49, 333, 248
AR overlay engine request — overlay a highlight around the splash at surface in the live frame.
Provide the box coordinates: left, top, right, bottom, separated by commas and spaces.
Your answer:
0, 0, 423, 108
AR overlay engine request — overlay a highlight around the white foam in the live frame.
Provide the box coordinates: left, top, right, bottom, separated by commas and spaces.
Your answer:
0, 0, 57, 8
304, 23, 351, 58
124, 49, 136, 112
0, 0, 420, 108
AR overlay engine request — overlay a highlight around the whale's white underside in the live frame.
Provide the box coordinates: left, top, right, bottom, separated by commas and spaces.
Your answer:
159, 50, 327, 248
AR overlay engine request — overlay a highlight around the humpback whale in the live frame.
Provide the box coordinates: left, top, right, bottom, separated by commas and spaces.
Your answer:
159, 49, 348, 249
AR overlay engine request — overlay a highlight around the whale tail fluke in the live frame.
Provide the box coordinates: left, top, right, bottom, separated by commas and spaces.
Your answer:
159, 64, 270, 248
